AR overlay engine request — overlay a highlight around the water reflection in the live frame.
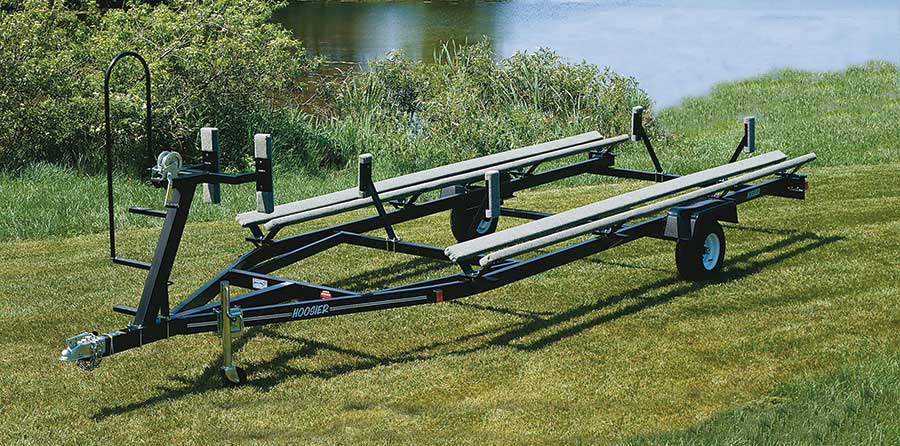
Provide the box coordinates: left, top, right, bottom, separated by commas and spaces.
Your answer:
273, 1, 900, 107
274, 2, 501, 64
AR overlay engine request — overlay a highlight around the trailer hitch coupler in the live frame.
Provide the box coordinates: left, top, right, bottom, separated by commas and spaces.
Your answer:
59, 332, 107, 370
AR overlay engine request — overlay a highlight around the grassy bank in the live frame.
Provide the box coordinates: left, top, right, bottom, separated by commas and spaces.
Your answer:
1, 160, 898, 444
656, 61, 900, 173
2, 61, 897, 240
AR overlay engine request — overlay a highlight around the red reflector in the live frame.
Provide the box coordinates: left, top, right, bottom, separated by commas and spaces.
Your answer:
435, 290, 443, 303
320, 290, 332, 299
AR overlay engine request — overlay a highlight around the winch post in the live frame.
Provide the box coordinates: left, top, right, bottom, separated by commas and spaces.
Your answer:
201, 127, 221, 204
255, 134, 274, 214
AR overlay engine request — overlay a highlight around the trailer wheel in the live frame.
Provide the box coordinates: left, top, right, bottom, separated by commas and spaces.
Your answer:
441, 185, 499, 242
675, 219, 726, 281
220, 366, 247, 387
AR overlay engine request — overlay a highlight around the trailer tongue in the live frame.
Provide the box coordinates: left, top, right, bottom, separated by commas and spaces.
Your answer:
60, 54, 815, 385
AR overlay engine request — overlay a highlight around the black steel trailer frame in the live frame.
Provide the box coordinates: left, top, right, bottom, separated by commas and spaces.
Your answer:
59, 52, 810, 385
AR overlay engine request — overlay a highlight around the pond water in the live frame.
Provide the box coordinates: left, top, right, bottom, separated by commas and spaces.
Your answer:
273, 0, 900, 107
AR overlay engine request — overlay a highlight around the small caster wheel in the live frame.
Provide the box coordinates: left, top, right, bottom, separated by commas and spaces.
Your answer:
440, 185, 499, 242
220, 366, 247, 387
675, 219, 726, 281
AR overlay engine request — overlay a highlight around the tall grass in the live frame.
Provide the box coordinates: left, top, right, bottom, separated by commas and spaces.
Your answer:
656, 61, 900, 173
316, 41, 654, 173
2, 61, 898, 241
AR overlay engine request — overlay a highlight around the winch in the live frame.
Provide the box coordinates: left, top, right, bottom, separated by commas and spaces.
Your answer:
152, 150, 183, 206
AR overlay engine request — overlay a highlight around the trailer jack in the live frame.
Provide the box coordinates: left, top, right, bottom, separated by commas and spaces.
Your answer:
217, 281, 247, 386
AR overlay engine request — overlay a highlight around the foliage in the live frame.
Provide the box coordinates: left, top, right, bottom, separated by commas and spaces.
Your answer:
318, 41, 655, 173
0, 2, 650, 177
0, 0, 318, 175
2, 62, 898, 241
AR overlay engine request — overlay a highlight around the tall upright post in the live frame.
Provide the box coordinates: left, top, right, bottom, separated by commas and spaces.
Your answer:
630, 106, 644, 142
485, 170, 501, 219
132, 181, 197, 326
358, 153, 373, 197
255, 134, 274, 214
743, 116, 756, 153
220, 281, 233, 373
729, 116, 756, 163
201, 127, 221, 204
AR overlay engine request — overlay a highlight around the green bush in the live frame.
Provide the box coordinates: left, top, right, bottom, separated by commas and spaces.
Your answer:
0, 0, 318, 175
0, 4, 650, 178
315, 41, 655, 174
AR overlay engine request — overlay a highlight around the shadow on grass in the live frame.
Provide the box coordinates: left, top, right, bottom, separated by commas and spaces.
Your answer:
327, 257, 450, 292
93, 229, 843, 420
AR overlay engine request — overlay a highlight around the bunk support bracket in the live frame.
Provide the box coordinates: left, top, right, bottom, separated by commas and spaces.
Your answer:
631, 106, 664, 176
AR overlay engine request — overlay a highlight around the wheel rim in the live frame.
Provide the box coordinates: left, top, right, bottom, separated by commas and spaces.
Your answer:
701, 233, 721, 270
475, 218, 493, 234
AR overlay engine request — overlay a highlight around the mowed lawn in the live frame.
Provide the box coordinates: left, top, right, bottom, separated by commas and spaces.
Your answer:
1, 160, 898, 445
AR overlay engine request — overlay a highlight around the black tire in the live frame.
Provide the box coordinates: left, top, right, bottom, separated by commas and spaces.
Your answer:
220, 366, 248, 387
675, 219, 726, 281
440, 185, 499, 242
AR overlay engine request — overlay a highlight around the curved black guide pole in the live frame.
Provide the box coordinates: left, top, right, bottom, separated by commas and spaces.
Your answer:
104, 51, 152, 261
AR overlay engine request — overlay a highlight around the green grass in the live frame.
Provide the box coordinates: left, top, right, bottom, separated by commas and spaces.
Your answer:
1, 61, 897, 241
1, 63, 898, 444
655, 61, 900, 173
1, 162, 898, 445
625, 353, 900, 445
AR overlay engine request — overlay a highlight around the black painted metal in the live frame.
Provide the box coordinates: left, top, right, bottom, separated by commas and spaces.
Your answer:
365, 178, 398, 240
81, 112, 811, 372
111, 257, 152, 270
500, 208, 552, 220
104, 51, 152, 263
631, 110, 664, 174
112, 305, 138, 316
729, 133, 749, 164
128, 207, 167, 218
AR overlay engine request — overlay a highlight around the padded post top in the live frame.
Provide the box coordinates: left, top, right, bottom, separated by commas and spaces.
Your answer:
444, 150, 789, 262
236, 131, 605, 227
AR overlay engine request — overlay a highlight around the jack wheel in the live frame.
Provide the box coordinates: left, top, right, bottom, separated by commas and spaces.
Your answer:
441, 185, 499, 242
220, 366, 247, 387
675, 219, 726, 281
